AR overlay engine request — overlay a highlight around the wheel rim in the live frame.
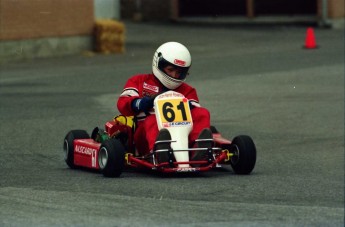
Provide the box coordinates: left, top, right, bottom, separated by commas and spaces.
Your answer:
63, 139, 69, 161
98, 147, 108, 169
230, 144, 240, 165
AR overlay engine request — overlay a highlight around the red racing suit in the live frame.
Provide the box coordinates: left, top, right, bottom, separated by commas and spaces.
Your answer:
117, 73, 210, 155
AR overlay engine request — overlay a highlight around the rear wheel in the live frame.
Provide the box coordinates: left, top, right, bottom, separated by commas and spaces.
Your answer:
63, 130, 90, 169
230, 135, 256, 174
98, 139, 125, 177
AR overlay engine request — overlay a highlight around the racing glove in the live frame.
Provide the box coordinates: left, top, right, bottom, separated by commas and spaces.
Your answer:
188, 100, 195, 110
189, 100, 201, 110
131, 96, 154, 112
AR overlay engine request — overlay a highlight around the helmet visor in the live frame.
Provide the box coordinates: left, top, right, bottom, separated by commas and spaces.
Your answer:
158, 57, 189, 80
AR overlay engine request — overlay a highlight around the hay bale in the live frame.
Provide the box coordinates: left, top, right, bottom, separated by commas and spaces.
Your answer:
94, 19, 125, 54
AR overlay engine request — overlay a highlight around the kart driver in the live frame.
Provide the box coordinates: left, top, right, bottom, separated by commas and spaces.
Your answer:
117, 41, 213, 161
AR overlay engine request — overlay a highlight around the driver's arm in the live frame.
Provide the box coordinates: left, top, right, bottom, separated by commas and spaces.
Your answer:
117, 76, 141, 116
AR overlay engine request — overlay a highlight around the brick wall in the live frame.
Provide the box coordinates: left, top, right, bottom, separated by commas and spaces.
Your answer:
0, 0, 94, 41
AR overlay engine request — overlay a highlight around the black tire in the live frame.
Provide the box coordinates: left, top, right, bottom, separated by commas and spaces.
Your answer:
63, 130, 90, 169
98, 139, 125, 178
230, 135, 256, 174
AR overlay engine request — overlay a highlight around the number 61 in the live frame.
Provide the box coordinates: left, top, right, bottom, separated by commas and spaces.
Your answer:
162, 101, 188, 122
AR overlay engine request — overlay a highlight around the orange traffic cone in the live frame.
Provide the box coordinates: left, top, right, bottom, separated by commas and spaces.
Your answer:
304, 27, 318, 49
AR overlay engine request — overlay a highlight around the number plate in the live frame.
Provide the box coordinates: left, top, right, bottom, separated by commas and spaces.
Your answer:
156, 98, 192, 127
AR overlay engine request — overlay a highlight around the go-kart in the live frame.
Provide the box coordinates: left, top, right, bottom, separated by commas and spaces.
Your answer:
63, 91, 257, 177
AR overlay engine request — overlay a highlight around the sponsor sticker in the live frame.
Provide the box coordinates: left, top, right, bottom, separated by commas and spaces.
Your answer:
162, 122, 170, 127
176, 167, 197, 172
162, 122, 192, 127
75, 145, 97, 156
174, 59, 186, 66
143, 82, 159, 92
158, 92, 184, 99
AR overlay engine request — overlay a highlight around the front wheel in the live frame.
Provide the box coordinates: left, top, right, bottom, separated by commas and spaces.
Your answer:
229, 135, 256, 174
98, 139, 125, 178
63, 130, 90, 169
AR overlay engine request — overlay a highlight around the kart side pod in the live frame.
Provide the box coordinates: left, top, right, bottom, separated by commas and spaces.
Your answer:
73, 139, 101, 169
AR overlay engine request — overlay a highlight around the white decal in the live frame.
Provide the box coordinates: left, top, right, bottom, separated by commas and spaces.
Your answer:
120, 88, 139, 97
158, 92, 184, 99
75, 145, 97, 156
143, 82, 159, 92
163, 122, 192, 127
176, 167, 197, 172
91, 149, 97, 167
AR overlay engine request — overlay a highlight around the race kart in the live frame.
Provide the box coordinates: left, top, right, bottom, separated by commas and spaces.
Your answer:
63, 91, 256, 177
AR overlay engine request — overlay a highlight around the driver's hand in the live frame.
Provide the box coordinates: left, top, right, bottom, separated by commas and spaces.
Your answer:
131, 96, 154, 112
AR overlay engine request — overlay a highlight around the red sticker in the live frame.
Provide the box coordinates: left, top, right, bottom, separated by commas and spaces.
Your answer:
174, 59, 186, 66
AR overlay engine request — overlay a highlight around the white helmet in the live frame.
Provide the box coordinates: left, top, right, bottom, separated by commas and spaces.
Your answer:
152, 42, 192, 89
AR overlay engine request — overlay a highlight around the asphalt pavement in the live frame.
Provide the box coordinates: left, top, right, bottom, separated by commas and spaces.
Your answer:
0, 21, 344, 226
